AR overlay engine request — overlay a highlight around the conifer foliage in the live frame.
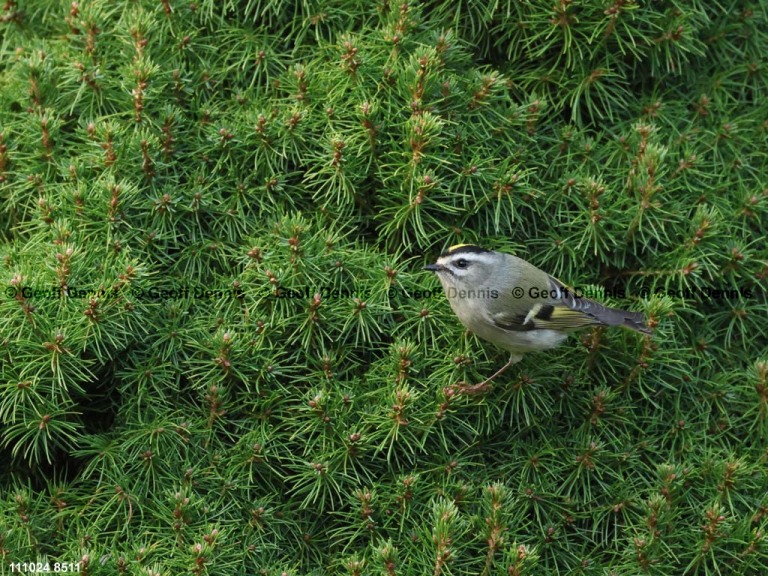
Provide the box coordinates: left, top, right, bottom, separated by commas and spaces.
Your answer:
1, 1, 766, 574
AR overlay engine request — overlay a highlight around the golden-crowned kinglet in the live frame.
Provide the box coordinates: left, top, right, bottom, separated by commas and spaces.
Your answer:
425, 244, 650, 392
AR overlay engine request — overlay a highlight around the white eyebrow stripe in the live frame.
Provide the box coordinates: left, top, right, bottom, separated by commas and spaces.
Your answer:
440, 253, 495, 266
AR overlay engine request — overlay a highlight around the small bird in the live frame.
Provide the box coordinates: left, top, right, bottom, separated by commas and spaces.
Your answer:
425, 244, 651, 393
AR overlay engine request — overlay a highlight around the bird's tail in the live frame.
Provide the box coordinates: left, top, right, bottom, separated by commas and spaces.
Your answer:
601, 307, 651, 335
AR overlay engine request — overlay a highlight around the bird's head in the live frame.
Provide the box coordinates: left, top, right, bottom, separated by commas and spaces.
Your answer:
424, 244, 498, 290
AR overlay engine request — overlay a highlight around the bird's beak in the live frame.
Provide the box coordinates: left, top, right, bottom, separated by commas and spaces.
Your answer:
424, 263, 443, 272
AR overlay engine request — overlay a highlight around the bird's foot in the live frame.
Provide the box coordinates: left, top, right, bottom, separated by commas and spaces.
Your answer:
451, 355, 520, 396
455, 380, 493, 395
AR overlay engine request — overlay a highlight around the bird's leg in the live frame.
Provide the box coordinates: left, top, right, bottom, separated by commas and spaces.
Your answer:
458, 354, 522, 395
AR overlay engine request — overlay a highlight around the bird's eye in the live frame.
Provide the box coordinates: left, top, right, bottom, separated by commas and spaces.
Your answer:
455, 258, 468, 269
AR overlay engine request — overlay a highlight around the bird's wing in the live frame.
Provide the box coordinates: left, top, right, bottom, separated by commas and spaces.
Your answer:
491, 276, 628, 332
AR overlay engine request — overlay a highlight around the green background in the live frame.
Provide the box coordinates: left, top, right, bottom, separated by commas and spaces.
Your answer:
1, 1, 766, 574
